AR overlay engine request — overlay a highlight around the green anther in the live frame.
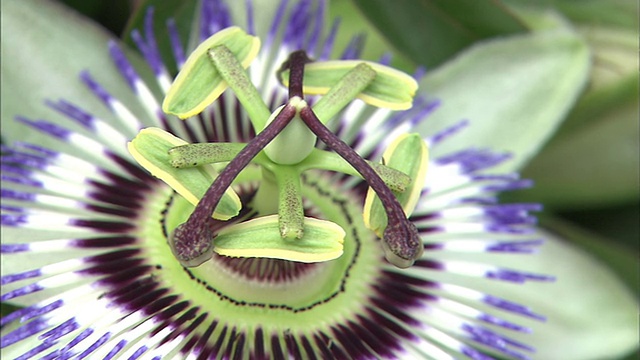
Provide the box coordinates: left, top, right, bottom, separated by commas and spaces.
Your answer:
299, 149, 411, 192
168, 143, 246, 168
363, 133, 429, 237
311, 63, 376, 123
162, 27, 260, 119
208, 45, 271, 132
213, 215, 345, 262
280, 60, 418, 112
128, 127, 242, 220
274, 166, 305, 239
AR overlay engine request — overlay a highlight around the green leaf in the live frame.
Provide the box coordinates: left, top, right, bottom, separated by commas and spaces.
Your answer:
61, 0, 133, 35
417, 29, 590, 172
328, 0, 414, 71
553, 0, 638, 29
507, 26, 638, 208
1, 0, 155, 147
518, 90, 639, 208
214, 215, 345, 262
351, 0, 528, 68
500, 4, 574, 31
558, 203, 639, 251
128, 127, 242, 220
558, 26, 637, 134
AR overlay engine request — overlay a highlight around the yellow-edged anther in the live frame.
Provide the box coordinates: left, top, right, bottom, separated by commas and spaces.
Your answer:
280, 60, 418, 110
214, 215, 345, 262
363, 133, 429, 236
162, 27, 260, 118
128, 127, 242, 220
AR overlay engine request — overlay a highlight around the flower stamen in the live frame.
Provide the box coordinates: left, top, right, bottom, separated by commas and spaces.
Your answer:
170, 102, 297, 267
298, 106, 424, 268
157, 41, 425, 267
280, 50, 424, 268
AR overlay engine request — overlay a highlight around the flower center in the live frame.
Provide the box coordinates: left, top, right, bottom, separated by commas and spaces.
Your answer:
151, 170, 381, 309
129, 27, 427, 272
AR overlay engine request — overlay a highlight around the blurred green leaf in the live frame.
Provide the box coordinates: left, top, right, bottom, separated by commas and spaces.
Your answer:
504, 0, 638, 29
60, 0, 132, 35
328, 0, 414, 70
552, 0, 638, 29
122, 0, 198, 74
351, 0, 528, 68
580, 26, 637, 90
560, 74, 638, 136
417, 28, 590, 172
504, 20, 638, 209
556, 26, 637, 134
559, 203, 640, 250
504, 7, 571, 32
518, 88, 638, 208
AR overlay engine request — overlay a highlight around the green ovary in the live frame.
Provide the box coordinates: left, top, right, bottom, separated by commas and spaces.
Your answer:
137, 170, 383, 332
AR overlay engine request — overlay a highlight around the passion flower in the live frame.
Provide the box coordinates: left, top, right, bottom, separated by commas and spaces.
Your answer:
1, 1, 555, 359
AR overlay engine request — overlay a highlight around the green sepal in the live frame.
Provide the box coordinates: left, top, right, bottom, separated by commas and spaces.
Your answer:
168, 142, 246, 168
363, 133, 429, 236
162, 27, 260, 118
128, 127, 242, 220
279, 60, 418, 110
299, 148, 411, 192
214, 215, 345, 262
